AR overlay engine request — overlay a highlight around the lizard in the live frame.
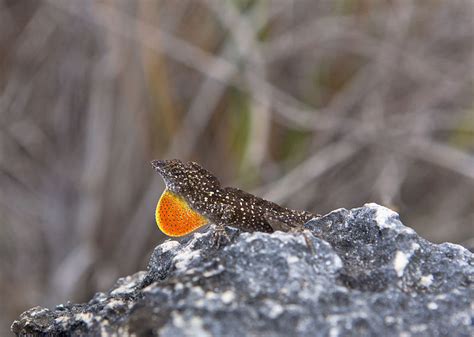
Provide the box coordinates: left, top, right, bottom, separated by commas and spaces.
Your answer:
151, 159, 319, 238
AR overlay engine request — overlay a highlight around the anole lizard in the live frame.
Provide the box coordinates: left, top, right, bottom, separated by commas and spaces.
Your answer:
152, 159, 318, 237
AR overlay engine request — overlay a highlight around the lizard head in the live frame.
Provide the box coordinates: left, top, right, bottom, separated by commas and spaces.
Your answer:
151, 159, 221, 196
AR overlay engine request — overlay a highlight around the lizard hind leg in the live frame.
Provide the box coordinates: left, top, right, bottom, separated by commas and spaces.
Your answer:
156, 189, 209, 237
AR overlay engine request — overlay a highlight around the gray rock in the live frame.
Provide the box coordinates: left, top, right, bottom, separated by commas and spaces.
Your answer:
11, 203, 474, 337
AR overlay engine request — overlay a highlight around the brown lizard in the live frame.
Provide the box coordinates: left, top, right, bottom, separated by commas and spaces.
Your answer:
151, 159, 318, 237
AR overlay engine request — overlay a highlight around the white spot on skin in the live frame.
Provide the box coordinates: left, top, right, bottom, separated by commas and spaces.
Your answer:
419, 274, 433, 287
393, 251, 409, 277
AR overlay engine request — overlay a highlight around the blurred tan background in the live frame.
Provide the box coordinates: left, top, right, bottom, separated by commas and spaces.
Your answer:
1, 0, 474, 334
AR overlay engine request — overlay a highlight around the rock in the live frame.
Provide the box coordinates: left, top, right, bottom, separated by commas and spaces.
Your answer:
11, 203, 474, 337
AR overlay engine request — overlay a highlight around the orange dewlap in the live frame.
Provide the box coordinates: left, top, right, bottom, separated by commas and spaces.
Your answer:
156, 189, 208, 237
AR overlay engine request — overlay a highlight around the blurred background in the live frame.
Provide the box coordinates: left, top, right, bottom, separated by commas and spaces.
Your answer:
1, 0, 474, 334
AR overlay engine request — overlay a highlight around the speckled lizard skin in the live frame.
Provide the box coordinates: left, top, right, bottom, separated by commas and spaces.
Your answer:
152, 159, 318, 237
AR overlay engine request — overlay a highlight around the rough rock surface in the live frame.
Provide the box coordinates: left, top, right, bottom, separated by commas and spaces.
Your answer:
12, 203, 474, 337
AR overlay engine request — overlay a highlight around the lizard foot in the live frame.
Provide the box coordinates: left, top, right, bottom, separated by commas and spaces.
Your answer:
211, 225, 232, 249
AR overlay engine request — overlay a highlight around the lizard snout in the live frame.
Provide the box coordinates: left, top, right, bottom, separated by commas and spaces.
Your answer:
151, 159, 184, 175
151, 160, 167, 172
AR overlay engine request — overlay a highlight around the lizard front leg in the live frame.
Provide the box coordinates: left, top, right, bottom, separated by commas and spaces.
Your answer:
210, 203, 235, 248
